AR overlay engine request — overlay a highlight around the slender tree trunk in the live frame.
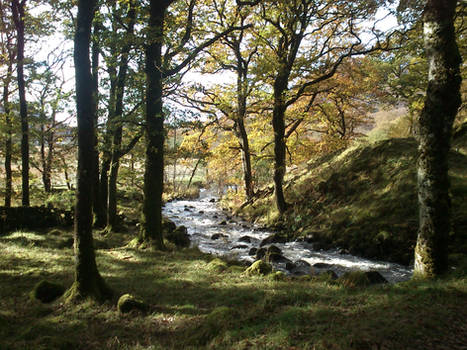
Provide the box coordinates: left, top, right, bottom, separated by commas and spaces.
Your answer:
107, 2, 135, 229
414, 0, 462, 278
39, 121, 52, 192
139, 1, 165, 249
3, 68, 13, 207
272, 70, 289, 214
90, 22, 107, 229
12, 0, 29, 206
236, 104, 254, 199
66, 0, 111, 302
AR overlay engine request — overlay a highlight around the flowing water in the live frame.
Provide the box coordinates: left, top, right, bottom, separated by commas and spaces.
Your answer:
163, 189, 413, 283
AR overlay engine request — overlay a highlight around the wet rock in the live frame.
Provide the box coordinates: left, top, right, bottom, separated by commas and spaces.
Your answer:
295, 260, 311, 268
248, 248, 257, 256
238, 236, 253, 243
184, 207, 191, 212
165, 225, 190, 247
266, 253, 291, 264
245, 260, 272, 276
209, 198, 216, 203
255, 248, 267, 260
338, 248, 350, 255
286, 262, 297, 271
199, 210, 204, 214
253, 227, 268, 232
231, 244, 249, 250
32, 280, 65, 303
219, 221, 227, 225
266, 245, 282, 255
312, 263, 333, 269
212, 215, 218, 219
117, 294, 148, 314
211, 233, 228, 240
260, 233, 287, 247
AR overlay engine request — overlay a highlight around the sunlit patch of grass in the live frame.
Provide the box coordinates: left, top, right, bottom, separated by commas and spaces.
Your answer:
0, 226, 466, 349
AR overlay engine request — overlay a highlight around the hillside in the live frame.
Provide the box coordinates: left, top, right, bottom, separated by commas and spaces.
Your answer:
238, 134, 467, 266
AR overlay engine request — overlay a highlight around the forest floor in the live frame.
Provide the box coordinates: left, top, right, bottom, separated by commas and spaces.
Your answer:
1, 228, 466, 350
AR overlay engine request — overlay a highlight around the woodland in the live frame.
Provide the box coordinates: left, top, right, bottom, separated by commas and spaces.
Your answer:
0, 0, 466, 349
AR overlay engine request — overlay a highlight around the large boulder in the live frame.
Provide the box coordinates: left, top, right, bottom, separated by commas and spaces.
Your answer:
31, 280, 65, 303
259, 233, 288, 247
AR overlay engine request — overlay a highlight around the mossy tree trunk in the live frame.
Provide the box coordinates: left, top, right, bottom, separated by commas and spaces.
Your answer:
139, 0, 170, 249
414, 0, 462, 278
11, 0, 29, 207
67, 0, 112, 302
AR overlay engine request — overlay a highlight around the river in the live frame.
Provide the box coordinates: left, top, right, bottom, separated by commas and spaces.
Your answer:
163, 190, 413, 283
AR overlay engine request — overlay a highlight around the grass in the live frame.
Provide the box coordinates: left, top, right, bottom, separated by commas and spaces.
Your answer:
0, 228, 466, 349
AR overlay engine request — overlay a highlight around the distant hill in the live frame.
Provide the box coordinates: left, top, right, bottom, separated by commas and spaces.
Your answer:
239, 130, 467, 266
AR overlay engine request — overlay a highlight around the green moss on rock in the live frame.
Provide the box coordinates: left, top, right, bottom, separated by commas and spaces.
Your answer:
117, 294, 148, 314
245, 260, 272, 276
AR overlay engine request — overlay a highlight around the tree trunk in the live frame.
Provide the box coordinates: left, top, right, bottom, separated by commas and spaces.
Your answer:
272, 70, 289, 214
414, 0, 462, 278
91, 22, 107, 229
3, 64, 13, 207
12, 0, 29, 206
66, 0, 111, 302
139, 1, 165, 249
235, 65, 254, 199
107, 2, 135, 230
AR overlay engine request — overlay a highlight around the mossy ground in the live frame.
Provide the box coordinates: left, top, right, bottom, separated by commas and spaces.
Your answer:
238, 136, 467, 265
1, 227, 466, 349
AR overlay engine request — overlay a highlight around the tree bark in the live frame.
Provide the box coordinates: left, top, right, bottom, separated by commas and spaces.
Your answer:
3, 62, 13, 207
139, 1, 166, 249
90, 22, 107, 229
11, 0, 29, 206
414, 0, 462, 278
66, 0, 111, 302
272, 69, 289, 214
107, 2, 136, 229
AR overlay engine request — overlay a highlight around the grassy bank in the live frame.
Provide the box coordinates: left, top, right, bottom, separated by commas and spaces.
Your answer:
1, 228, 466, 349
236, 136, 467, 266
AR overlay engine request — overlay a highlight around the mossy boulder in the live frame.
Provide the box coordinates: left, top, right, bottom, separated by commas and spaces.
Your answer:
31, 280, 65, 303
165, 225, 190, 247
338, 270, 387, 288
117, 294, 148, 314
207, 258, 228, 272
245, 260, 272, 276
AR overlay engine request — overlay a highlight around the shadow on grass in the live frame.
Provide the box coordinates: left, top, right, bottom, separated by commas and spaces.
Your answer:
1, 231, 466, 350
